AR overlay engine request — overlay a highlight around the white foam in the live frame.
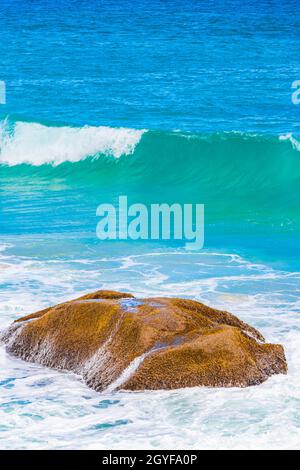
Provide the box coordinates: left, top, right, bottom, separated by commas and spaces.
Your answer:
279, 133, 300, 151
106, 352, 150, 392
0, 120, 145, 166
1, 246, 300, 449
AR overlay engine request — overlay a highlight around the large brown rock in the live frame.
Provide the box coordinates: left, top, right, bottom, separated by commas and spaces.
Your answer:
1, 290, 287, 391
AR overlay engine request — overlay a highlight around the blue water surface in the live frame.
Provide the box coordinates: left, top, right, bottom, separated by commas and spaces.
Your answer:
0, 0, 300, 133
1, 1, 300, 450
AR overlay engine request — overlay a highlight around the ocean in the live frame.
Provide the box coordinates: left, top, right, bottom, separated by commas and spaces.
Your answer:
1, 0, 300, 449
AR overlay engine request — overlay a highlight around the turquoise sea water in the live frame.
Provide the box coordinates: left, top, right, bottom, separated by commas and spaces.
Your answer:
1, 0, 300, 449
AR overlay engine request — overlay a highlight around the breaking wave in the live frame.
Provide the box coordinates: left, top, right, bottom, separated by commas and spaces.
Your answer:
1, 119, 300, 233
0, 120, 145, 165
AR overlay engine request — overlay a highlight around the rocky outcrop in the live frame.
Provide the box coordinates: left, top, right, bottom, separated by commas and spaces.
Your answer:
1, 290, 287, 391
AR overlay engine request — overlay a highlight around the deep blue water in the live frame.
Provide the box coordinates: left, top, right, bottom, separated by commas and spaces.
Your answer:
1, 0, 300, 450
1, 0, 300, 132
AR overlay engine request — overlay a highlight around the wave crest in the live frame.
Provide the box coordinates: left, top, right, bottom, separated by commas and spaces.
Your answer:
0, 120, 145, 166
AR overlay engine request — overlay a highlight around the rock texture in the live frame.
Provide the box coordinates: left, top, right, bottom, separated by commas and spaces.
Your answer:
1, 290, 287, 391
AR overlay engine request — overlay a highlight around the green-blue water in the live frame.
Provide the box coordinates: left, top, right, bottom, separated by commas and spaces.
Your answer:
1, 125, 300, 268
1, 0, 300, 450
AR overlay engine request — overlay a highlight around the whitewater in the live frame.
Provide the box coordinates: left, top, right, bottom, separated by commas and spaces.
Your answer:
1, 120, 300, 258
1, 117, 300, 448
0, 120, 145, 165
2, 0, 300, 451
1, 120, 300, 451
1, 243, 300, 449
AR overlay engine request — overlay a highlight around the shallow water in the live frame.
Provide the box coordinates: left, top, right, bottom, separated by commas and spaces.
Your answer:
1, 0, 300, 450
1, 245, 300, 449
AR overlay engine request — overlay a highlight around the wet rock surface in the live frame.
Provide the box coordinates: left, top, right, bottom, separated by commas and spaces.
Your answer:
1, 290, 287, 391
